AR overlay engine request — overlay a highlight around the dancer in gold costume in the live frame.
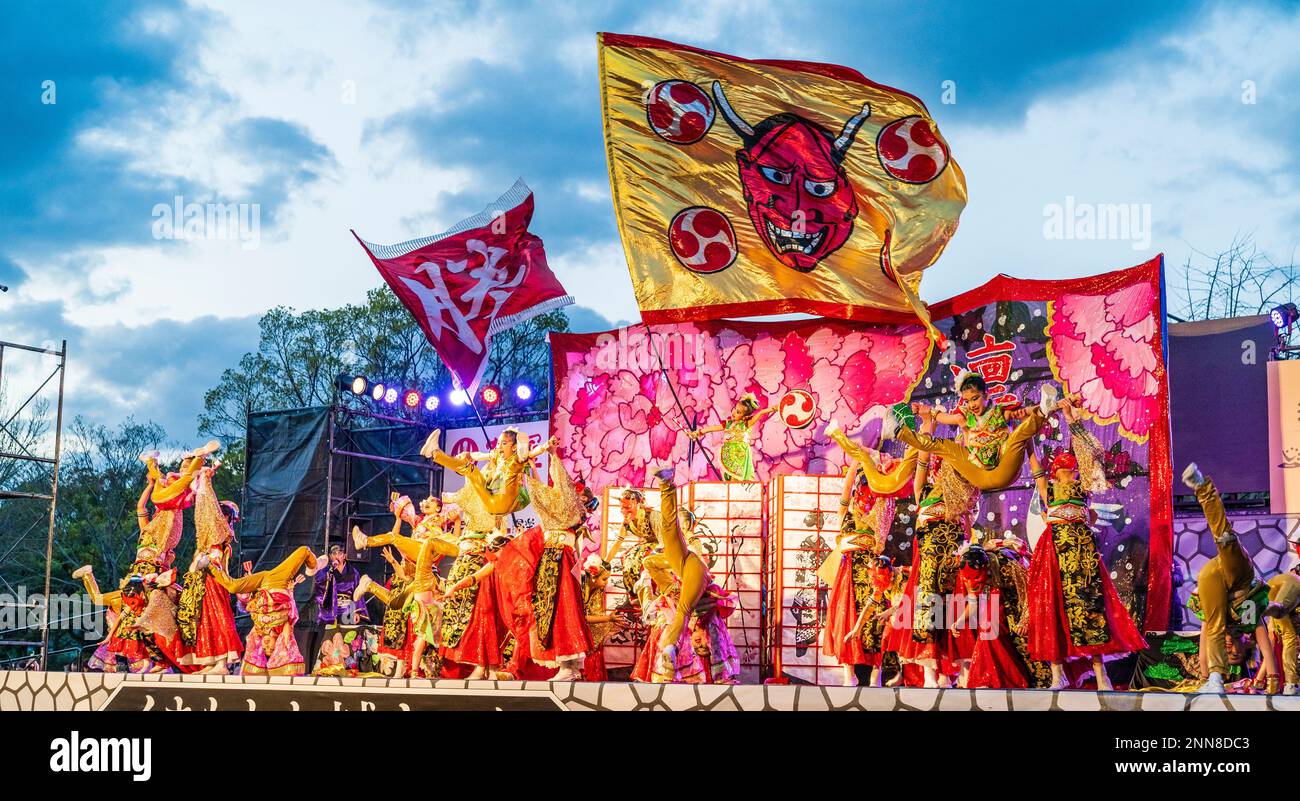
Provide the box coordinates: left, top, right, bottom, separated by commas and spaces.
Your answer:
420, 427, 530, 517
637, 466, 709, 676
204, 546, 325, 676
891, 373, 1063, 491
353, 494, 460, 677
1183, 464, 1279, 694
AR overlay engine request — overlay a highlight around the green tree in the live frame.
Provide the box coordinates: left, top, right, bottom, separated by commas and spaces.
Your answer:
198, 286, 567, 454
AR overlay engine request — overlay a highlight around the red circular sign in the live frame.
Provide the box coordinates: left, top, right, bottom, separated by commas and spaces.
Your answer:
877, 116, 950, 184
645, 80, 714, 144
668, 207, 737, 274
779, 389, 817, 429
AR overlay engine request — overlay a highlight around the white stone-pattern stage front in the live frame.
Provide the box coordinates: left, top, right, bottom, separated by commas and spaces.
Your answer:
2, 671, 1296, 711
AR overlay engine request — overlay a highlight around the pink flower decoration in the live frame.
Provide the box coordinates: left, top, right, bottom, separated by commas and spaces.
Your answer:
551, 321, 930, 488
1049, 282, 1160, 440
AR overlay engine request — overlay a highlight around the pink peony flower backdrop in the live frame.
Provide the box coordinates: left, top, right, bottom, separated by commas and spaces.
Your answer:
550, 319, 932, 489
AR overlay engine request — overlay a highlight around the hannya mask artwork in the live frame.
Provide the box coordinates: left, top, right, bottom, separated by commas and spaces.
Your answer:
713, 81, 869, 272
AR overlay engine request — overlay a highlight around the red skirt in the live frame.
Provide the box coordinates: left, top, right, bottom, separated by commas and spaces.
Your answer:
583, 649, 608, 681
966, 592, 1030, 689
182, 574, 243, 666
441, 570, 502, 669
105, 629, 152, 666
823, 552, 880, 666
968, 632, 1031, 689
1026, 525, 1148, 662
530, 548, 595, 667
882, 539, 958, 675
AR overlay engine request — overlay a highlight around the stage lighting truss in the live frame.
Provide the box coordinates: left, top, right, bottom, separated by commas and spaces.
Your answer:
347, 377, 530, 415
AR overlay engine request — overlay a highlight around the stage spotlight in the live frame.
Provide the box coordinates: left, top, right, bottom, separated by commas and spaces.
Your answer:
403, 390, 421, 409
351, 376, 369, 395
371, 383, 385, 401
515, 384, 533, 402
450, 389, 470, 406
1272, 303, 1299, 330
481, 385, 501, 406
384, 387, 399, 405
424, 394, 439, 412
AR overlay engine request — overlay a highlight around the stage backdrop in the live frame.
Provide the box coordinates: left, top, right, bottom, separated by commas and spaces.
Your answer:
552, 256, 1173, 629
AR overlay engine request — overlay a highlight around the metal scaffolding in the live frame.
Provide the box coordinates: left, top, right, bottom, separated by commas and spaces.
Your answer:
0, 339, 67, 669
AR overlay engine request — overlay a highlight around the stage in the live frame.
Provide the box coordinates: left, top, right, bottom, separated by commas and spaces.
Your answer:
2, 671, 1295, 712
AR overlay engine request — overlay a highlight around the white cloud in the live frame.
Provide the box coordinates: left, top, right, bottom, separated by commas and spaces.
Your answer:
921, 3, 1300, 303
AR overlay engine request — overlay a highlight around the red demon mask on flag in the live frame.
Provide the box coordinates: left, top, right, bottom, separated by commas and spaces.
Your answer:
353, 180, 572, 391
713, 81, 869, 272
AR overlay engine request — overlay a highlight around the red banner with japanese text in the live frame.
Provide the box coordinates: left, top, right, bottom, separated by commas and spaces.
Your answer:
354, 179, 573, 391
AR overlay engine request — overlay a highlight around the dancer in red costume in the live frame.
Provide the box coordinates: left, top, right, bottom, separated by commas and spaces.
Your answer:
951, 543, 1052, 689
78, 444, 215, 672
176, 462, 244, 673
821, 465, 902, 686
494, 437, 596, 681
1026, 398, 1146, 689
74, 568, 174, 673
422, 427, 533, 679
884, 415, 977, 687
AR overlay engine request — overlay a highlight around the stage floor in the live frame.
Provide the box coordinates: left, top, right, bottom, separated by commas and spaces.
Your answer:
2, 671, 1296, 711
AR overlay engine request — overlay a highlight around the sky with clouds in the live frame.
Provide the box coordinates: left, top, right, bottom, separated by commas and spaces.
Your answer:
1, 0, 1298, 442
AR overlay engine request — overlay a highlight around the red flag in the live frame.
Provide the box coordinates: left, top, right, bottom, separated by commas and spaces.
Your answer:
353, 180, 572, 391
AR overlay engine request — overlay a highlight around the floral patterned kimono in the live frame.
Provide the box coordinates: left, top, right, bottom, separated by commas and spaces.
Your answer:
208, 546, 321, 676
884, 456, 976, 674
1026, 478, 1146, 662
719, 417, 757, 481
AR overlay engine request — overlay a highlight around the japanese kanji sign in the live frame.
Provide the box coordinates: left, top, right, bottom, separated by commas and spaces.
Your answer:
353, 180, 573, 391
951, 333, 1018, 406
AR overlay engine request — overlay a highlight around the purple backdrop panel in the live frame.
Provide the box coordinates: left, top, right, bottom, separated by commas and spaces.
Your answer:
1168, 316, 1273, 495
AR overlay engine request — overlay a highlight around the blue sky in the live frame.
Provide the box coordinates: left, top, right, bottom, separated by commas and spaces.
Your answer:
1, 0, 1298, 441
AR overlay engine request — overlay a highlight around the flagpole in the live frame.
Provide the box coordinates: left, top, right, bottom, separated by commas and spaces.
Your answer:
650, 329, 722, 480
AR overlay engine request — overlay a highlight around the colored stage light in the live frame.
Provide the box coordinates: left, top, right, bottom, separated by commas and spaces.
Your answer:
371, 383, 385, 401
481, 385, 501, 405
351, 376, 368, 395
515, 384, 533, 401
450, 389, 470, 406
384, 387, 399, 404
1272, 303, 1299, 330
424, 395, 440, 412
403, 390, 421, 409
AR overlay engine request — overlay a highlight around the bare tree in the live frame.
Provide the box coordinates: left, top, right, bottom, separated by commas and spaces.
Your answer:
1173, 234, 1300, 321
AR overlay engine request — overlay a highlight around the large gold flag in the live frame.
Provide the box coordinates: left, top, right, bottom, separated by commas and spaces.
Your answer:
599, 33, 966, 328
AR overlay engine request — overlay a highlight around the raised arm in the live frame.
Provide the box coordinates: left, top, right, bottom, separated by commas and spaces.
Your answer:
441, 561, 496, 600
687, 423, 724, 440
912, 415, 935, 500
136, 479, 155, 532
